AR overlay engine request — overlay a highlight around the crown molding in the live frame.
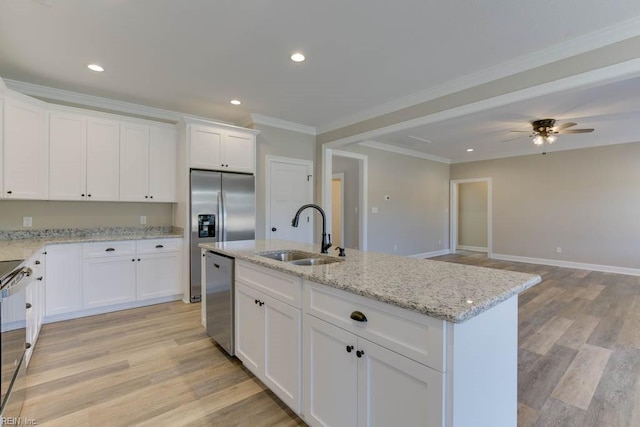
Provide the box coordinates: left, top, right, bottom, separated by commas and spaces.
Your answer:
250, 113, 317, 135
317, 16, 640, 135
181, 115, 260, 134
358, 140, 451, 164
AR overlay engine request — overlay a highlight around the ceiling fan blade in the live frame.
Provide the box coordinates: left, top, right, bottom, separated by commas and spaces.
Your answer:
554, 122, 577, 130
501, 134, 529, 142
508, 130, 530, 133
559, 128, 594, 134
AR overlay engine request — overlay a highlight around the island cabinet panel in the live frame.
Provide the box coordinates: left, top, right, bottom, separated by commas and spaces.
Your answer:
235, 280, 302, 412
236, 261, 302, 307
304, 281, 445, 372
303, 311, 444, 427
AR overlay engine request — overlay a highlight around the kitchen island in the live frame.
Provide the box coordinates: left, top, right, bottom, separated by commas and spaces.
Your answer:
201, 239, 541, 427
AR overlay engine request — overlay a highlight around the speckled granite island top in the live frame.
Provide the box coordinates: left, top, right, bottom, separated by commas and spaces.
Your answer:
200, 239, 542, 323
0, 226, 183, 262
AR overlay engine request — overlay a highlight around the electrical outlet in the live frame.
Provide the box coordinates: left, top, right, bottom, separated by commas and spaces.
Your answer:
354, 207, 358, 214
384, 195, 390, 200
438, 240, 442, 245
393, 244, 397, 251
23, 217, 33, 227
372, 207, 379, 213
556, 247, 562, 254
140, 216, 147, 225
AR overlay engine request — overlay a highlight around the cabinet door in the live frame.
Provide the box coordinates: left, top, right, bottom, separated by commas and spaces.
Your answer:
304, 315, 358, 427
119, 123, 150, 201
3, 97, 48, 199
49, 111, 87, 200
136, 252, 180, 299
83, 257, 136, 308
223, 131, 255, 173
263, 293, 301, 412
45, 244, 82, 317
86, 118, 120, 200
190, 125, 222, 170
357, 338, 444, 427
235, 282, 264, 374
149, 126, 177, 202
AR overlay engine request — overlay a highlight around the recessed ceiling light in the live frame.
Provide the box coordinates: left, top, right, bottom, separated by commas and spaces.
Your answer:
230, 99, 241, 105
466, 148, 474, 152
290, 52, 306, 63
87, 64, 104, 72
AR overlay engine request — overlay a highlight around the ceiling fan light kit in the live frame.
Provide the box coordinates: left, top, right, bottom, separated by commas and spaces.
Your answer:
508, 118, 595, 146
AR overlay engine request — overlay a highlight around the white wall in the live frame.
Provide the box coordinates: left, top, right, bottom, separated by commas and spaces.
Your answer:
332, 144, 450, 256
451, 141, 640, 269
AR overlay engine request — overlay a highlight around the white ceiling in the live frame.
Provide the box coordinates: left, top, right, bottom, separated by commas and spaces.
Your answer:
2, 0, 640, 137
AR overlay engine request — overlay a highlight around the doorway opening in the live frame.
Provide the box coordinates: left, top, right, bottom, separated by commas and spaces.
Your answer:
322, 148, 368, 251
331, 173, 345, 248
450, 178, 492, 256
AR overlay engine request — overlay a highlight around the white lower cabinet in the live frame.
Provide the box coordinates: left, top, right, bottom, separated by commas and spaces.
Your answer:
83, 255, 137, 308
25, 251, 46, 366
45, 239, 182, 322
235, 281, 301, 412
45, 243, 83, 316
304, 315, 443, 427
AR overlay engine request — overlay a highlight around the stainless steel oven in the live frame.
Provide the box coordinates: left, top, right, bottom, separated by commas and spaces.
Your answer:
0, 260, 33, 420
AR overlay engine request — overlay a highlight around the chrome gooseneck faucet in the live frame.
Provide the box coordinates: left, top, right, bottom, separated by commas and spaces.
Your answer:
291, 204, 332, 254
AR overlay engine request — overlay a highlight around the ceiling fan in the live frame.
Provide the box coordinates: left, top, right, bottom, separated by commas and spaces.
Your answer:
508, 118, 594, 145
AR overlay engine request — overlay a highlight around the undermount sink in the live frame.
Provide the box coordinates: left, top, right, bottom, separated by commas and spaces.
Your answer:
289, 257, 343, 266
257, 250, 319, 262
256, 250, 344, 266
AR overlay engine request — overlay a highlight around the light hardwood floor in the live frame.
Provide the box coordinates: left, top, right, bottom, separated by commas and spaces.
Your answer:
20, 254, 640, 426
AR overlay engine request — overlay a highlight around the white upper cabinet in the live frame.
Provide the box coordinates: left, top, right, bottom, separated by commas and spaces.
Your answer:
86, 118, 120, 201
119, 123, 150, 201
3, 96, 48, 199
190, 125, 223, 170
187, 122, 256, 173
120, 124, 176, 202
49, 111, 87, 200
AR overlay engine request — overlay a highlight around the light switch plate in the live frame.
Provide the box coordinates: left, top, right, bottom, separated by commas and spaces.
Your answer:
140, 216, 147, 225
372, 207, 379, 213
23, 217, 33, 227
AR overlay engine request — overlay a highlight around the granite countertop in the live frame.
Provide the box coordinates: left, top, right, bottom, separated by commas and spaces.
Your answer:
0, 226, 183, 262
201, 239, 541, 323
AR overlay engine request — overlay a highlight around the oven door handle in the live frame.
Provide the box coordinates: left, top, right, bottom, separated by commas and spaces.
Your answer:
0, 267, 33, 298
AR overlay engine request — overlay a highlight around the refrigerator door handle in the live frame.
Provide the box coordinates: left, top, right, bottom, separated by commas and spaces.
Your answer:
221, 191, 228, 241
217, 191, 223, 241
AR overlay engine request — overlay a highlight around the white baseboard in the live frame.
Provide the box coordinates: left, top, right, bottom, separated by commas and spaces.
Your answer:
491, 253, 640, 277
44, 294, 183, 324
409, 249, 452, 259
457, 245, 488, 253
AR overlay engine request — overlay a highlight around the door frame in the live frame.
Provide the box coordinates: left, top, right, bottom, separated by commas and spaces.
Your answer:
331, 172, 345, 247
322, 148, 368, 251
449, 177, 492, 256
265, 155, 314, 241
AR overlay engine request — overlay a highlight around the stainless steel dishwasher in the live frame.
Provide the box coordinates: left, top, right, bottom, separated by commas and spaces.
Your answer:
204, 251, 235, 356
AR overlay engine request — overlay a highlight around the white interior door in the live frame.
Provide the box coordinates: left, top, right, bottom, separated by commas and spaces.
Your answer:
266, 156, 314, 242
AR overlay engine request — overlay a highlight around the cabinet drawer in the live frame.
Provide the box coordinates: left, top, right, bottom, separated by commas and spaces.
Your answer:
82, 241, 136, 258
304, 281, 445, 372
236, 261, 302, 308
136, 238, 181, 254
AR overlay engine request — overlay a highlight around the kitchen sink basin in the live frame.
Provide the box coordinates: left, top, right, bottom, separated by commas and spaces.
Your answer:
289, 257, 343, 266
257, 250, 319, 262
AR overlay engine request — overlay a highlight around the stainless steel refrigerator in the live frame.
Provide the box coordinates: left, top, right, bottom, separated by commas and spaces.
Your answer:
190, 170, 255, 303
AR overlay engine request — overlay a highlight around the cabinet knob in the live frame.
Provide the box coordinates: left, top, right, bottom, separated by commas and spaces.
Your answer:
137, 258, 141, 262
26, 303, 32, 309
25, 343, 32, 349
271, 227, 277, 232
356, 350, 365, 358
81, 194, 85, 197
34, 260, 41, 265
37, 276, 43, 281
132, 259, 135, 262
150, 196, 153, 199
145, 195, 148, 199
255, 299, 260, 305
350, 311, 368, 322
88, 194, 92, 197
7, 190, 12, 194
346, 345, 354, 353
259, 301, 264, 306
